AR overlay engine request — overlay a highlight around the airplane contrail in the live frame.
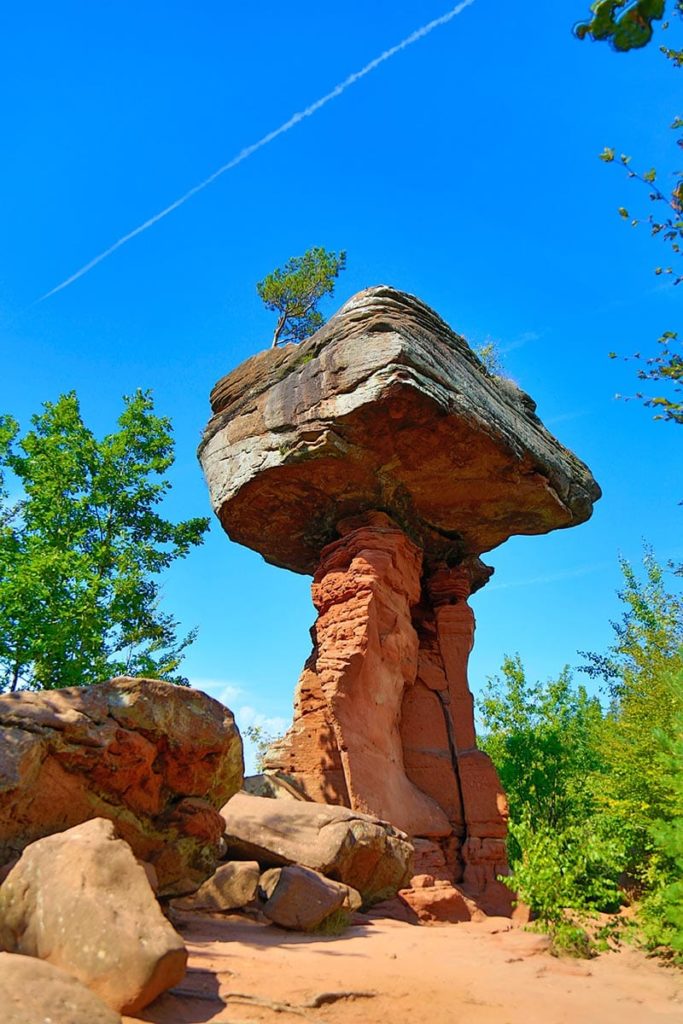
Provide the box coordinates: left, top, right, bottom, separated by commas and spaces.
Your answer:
39, 0, 477, 302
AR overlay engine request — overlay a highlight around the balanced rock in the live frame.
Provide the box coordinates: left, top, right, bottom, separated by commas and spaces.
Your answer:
171, 860, 260, 912
201, 286, 600, 915
258, 865, 360, 931
200, 286, 599, 574
0, 818, 187, 1013
221, 792, 413, 905
0, 953, 122, 1024
0, 676, 243, 895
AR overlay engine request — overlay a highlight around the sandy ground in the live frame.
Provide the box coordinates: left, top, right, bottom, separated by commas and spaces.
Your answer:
124, 911, 683, 1024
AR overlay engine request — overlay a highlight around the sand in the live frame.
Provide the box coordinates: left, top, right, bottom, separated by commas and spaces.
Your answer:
124, 911, 683, 1024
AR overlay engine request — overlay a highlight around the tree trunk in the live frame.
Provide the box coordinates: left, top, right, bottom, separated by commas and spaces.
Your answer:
271, 313, 288, 348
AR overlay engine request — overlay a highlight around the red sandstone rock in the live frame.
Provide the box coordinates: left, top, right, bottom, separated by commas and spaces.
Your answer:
171, 860, 260, 912
200, 286, 601, 917
0, 819, 187, 1013
0, 677, 243, 895
266, 515, 509, 904
199, 286, 601, 575
268, 514, 450, 837
398, 880, 483, 925
258, 865, 357, 931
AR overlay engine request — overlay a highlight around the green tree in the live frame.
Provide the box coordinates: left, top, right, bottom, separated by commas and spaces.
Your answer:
480, 554, 683, 954
479, 657, 621, 944
575, 1, 682, 52
648, 668, 683, 952
0, 390, 209, 691
601, 142, 682, 424
580, 551, 683, 878
257, 246, 347, 348
577, 4, 682, 423
479, 656, 604, 831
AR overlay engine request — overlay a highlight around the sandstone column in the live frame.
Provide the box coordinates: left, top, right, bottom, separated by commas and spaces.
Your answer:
425, 566, 509, 906
267, 513, 451, 837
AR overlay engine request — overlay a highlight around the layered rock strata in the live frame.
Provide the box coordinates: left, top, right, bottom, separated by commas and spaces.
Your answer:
200, 286, 600, 574
264, 513, 508, 910
199, 286, 601, 914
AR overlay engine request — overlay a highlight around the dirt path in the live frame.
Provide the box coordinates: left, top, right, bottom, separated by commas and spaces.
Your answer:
125, 911, 683, 1024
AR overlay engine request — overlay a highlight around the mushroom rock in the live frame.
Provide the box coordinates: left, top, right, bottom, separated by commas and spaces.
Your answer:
199, 286, 601, 915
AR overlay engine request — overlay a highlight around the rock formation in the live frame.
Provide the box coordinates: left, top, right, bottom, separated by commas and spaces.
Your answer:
221, 792, 413, 904
0, 818, 187, 1013
0, 676, 244, 895
171, 860, 261, 913
199, 286, 600, 914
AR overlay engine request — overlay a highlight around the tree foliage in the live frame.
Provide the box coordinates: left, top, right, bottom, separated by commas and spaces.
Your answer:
479, 657, 604, 831
646, 669, 683, 952
257, 246, 347, 348
480, 552, 683, 957
0, 391, 209, 691
601, 141, 683, 423
575, 1, 682, 53
576, 5, 682, 422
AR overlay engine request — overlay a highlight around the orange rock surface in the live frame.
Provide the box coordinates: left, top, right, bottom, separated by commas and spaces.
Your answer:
0, 678, 243, 896
265, 513, 510, 913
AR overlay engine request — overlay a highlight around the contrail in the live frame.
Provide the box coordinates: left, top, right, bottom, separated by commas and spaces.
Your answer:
39, 0, 477, 302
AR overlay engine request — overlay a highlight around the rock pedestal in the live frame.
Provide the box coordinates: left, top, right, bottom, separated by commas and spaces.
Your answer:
199, 286, 601, 916
264, 512, 508, 909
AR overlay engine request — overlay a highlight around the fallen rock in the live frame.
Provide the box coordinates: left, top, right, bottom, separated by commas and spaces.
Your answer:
0, 818, 187, 1014
397, 880, 482, 925
0, 676, 243, 895
221, 793, 413, 905
259, 865, 358, 931
171, 860, 260, 912
0, 953, 122, 1024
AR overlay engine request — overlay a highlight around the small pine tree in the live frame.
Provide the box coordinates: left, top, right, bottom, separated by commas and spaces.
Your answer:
257, 246, 346, 348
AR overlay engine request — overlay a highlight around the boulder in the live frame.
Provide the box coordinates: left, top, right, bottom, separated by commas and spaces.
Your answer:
258, 865, 359, 931
171, 860, 260, 912
0, 676, 243, 895
373, 879, 482, 926
0, 818, 187, 1014
0, 953, 122, 1024
221, 793, 413, 905
199, 286, 600, 575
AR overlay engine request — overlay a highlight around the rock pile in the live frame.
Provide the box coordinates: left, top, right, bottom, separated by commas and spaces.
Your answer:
0, 676, 245, 1018
199, 285, 601, 917
221, 791, 413, 905
0, 818, 187, 1014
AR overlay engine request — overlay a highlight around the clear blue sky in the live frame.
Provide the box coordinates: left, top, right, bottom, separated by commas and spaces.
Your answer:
2, 2, 680, 764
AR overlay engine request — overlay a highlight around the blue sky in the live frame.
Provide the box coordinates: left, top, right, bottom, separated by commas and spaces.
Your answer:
2, 2, 681, 766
